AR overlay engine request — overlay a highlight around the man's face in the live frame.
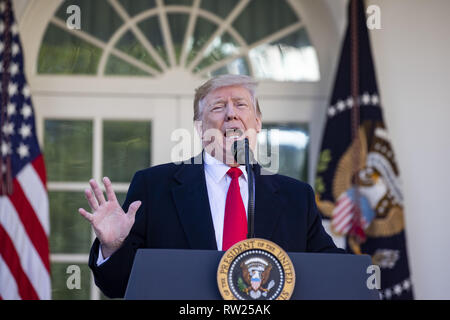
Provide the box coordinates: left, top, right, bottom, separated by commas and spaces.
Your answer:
198, 85, 262, 165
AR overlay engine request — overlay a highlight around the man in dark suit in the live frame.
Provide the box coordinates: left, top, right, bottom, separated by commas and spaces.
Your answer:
79, 75, 344, 298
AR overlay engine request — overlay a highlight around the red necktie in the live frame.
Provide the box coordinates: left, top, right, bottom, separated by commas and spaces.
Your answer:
222, 167, 247, 251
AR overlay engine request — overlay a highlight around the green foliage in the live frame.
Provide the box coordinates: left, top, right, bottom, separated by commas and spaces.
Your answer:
105, 55, 151, 76
44, 120, 93, 182
317, 149, 332, 173
315, 149, 332, 194
238, 277, 247, 292
115, 31, 162, 72
38, 24, 102, 75
49, 191, 92, 253
315, 176, 325, 194
51, 263, 90, 300
103, 121, 151, 182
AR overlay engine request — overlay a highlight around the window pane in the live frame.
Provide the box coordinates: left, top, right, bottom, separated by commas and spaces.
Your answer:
39, 0, 319, 82
233, 0, 298, 45
103, 121, 151, 182
115, 31, 163, 72
118, 0, 156, 17
55, 0, 123, 43
51, 263, 90, 300
138, 17, 170, 67
44, 120, 92, 182
258, 124, 309, 182
164, 0, 192, 6
105, 55, 152, 76
249, 28, 320, 81
38, 24, 102, 75
116, 192, 127, 208
194, 32, 240, 72
167, 14, 190, 64
49, 191, 92, 254
185, 17, 217, 66
208, 57, 250, 77
200, 0, 240, 19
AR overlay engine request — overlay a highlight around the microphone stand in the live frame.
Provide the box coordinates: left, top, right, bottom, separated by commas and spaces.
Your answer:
244, 138, 255, 239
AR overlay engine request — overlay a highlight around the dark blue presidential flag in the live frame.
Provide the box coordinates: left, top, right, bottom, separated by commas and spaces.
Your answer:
315, 0, 413, 299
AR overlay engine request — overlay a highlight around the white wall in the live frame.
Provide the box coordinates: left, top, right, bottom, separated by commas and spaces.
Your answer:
365, 0, 450, 299
12, 0, 28, 21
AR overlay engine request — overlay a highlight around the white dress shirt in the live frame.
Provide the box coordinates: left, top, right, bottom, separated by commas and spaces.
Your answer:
203, 151, 248, 250
97, 151, 249, 265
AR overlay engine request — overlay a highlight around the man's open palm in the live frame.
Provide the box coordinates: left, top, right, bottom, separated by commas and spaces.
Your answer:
78, 177, 141, 258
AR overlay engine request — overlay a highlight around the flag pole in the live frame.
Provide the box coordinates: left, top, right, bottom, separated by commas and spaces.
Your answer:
0, 0, 13, 195
349, 0, 365, 250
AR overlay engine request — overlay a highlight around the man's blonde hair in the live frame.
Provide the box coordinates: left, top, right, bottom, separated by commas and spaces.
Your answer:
193, 74, 262, 121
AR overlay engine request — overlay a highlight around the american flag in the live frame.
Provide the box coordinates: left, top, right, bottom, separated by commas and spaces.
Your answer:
331, 190, 372, 236
331, 193, 357, 235
0, 0, 51, 300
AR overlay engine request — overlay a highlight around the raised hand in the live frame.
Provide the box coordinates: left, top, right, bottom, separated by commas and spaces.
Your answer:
78, 177, 141, 259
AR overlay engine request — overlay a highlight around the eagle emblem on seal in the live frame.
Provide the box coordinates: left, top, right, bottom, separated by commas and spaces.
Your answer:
239, 257, 275, 299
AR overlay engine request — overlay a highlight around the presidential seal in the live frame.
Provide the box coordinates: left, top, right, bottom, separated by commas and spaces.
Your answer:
217, 238, 295, 300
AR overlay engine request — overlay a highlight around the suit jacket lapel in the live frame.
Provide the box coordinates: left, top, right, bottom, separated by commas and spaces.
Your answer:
253, 165, 284, 240
170, 156, 285, 250
171, 154, 217, 250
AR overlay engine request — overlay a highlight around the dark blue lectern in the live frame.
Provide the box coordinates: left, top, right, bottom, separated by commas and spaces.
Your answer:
124, 249, 380, 300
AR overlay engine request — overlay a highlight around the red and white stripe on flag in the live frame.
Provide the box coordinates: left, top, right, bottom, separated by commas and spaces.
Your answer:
332, 192, 371, 236
0, 0, 51, 300
0, 156, 51, 300
331, 193, 355, 235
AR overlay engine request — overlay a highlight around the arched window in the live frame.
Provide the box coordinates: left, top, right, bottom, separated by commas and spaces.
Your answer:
38, 0, 319, 81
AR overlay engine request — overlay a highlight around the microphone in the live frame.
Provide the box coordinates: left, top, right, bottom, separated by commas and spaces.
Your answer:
232, 139, 255, 165
231, 138, 255, 239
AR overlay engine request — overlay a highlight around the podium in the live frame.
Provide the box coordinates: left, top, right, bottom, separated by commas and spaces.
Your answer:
124, 249, 380, 300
